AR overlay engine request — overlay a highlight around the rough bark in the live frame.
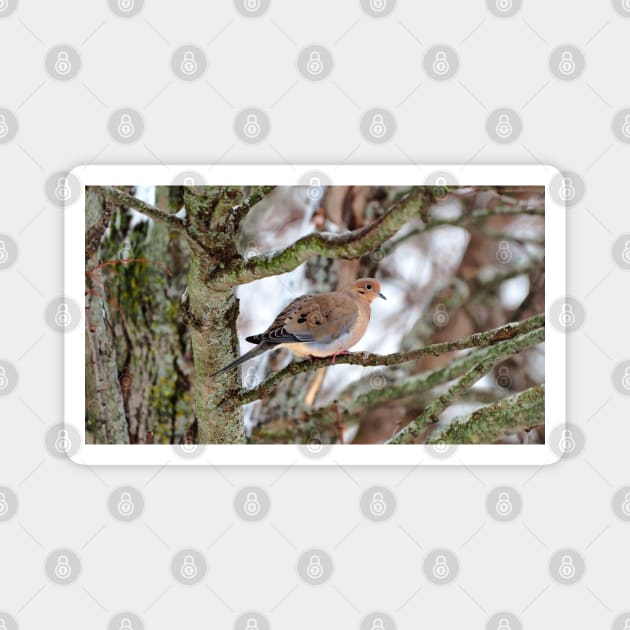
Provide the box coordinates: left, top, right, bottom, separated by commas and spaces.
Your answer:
427, 384, 545, 444
85, 190, 128, 444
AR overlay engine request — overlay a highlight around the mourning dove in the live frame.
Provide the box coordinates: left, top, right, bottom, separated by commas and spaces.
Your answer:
212, 278, 386, 377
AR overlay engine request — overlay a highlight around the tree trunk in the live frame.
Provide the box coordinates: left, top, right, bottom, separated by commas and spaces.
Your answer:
183, 187, 245, 443
85, 190, 128, 444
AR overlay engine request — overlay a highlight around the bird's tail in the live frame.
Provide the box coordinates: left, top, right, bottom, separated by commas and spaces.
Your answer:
211, 342, 272, 378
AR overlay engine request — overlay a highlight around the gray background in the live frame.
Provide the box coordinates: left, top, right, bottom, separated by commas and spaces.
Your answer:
1, 0, 629, 628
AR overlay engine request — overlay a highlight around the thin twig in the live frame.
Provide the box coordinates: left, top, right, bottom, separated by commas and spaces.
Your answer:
91, 186, 185, 229
232, 186, 277, 227
86, 257, 172, 278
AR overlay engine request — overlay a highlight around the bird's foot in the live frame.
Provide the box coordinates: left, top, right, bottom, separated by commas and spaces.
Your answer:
330, 350, 350, 365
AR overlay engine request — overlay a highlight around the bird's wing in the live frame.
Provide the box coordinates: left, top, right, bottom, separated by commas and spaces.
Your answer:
246, 292, 360, 346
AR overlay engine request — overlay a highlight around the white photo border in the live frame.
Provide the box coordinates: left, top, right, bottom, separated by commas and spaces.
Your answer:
65, 164, 565, 466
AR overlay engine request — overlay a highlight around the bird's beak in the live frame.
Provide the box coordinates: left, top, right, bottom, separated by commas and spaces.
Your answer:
379, 292, 387, 300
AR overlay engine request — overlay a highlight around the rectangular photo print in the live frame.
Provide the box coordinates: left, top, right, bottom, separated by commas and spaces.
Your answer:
72, 166, 561, 467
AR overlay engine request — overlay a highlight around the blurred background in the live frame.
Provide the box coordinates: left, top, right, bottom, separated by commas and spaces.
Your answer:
86, 184, 544, 446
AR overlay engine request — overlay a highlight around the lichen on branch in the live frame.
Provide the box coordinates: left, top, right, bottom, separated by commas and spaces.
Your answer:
427, 384, 545, 444
92, 186, 185, 228
210, 187, 427, 288
234, 313, 544, 405
388, 326, 545, 444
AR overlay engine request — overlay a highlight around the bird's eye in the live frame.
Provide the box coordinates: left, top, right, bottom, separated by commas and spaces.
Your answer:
366, 284, 372, 290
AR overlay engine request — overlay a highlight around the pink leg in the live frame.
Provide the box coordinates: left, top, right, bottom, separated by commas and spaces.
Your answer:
330, 350, 349, 365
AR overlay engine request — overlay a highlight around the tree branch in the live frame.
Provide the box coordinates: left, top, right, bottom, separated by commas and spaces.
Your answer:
233, 313, 544, 405
91, 186, 186, 229
250, 336, 532, 444
210, 187, 427, 288
232, 185, 276, 227
427, 384, 545, 444
387, 326, 544, 444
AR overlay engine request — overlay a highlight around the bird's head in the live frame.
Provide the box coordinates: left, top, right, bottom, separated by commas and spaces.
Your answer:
350, 278, 386, 303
